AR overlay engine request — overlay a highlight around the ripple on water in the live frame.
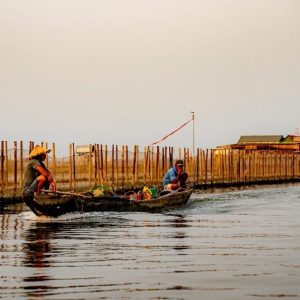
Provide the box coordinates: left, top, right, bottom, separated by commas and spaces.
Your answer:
1, 184, 300, 299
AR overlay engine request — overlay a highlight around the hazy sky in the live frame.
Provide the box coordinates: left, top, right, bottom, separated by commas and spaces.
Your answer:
1, 0, 299, 155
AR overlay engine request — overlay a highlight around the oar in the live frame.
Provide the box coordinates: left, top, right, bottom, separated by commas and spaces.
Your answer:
41, 189, 94, 200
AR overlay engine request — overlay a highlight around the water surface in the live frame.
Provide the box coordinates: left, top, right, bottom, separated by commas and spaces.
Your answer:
1, 184, 300, 299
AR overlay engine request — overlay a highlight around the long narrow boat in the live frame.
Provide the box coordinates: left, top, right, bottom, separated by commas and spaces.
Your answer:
23, 189, 193, 218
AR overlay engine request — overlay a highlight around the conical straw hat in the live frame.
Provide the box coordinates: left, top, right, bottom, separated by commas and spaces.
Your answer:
29, 145, 51, 159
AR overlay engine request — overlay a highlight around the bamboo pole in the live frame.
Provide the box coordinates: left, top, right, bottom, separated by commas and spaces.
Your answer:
290, 153, 293, 179
205, 149, 208, 185
221, 150, 225, 184
45, 142, 49, 168
243, 150, 246, 182
0, 141, 3, 191
20, 141, 23, 189
52, 143, 56, 177
94, 144, 98, 184
155, 146, 159, 184
88, 144, 92, 185
228, 149, 232, 183
285, 153, 288, 180
224, 149, 228, 183
72, 143, 76, 189
14, 141, 17, 192
253, 151, 257, 180
100, 144, 104, 184
169, 147, 173, 168
279, 152, 282, 180
210, 149, 214, 185
136, 145, 139, 183
5, 141, 8, 188
237, 150, 240, 182
234, 150, 237, 183
186, 148, 190, 176
132, 145, 137, 186
121, 145, 125, 188
97, 144, 102, 186
125, 145, 128, 186
69, 144, 72, 190
183, 148, 186, 171
196, 148, 199, 183
165, 147, 168, 174
178, 147, 182, 160
161, 147, 165, 179
143, 146, 146, 184
273, 152, 277, 180
248, 150, 251, 182
116, 145, 119, 187
112, 144, 115, 185
149, 147, 153, 182
199, 150, 203, 184
104, 145, 108, 182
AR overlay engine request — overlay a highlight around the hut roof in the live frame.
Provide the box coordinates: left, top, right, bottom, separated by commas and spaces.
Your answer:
283, 135, 300, 143
238, 135, 284, 144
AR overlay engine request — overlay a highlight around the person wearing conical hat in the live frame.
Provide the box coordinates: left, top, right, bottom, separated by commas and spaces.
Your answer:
23, 145, 56, 195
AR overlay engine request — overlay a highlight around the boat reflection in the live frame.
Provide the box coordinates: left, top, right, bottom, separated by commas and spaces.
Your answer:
22, 223, 56, 299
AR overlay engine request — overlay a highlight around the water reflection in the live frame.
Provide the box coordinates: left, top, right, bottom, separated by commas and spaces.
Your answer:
0, 203, 24, 215
23, 224, 53, 268
22, 223, 55, 299
167, 215, 191, 254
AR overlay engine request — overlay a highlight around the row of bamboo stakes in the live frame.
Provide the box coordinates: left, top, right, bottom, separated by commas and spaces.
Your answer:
1, 141, 300, 194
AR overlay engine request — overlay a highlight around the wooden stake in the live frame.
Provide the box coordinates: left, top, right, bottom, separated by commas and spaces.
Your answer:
205, 149, 208, 185
5, 141, 8, 188
121, 145, 125, 188
125, 145, 128, 186
88, 144, 92, 185
155, 146, 159, 184
210, 149, 214, 185
136, 145, 139, 183
94, 144, 98, 184
112, 144, 115, 184
1, 141, 4, 192
52, 143, 56, 177
20, 141, 23, 189
143, 146, 147, 184
132, 145, 137, 186
104, 145, 108, 181
116, 145, 119, 187
100, 144, 104, 184
14, 141, 17, 192
72, 143, 76, 189
69, 144, 72, 190
45, 142, 49, 168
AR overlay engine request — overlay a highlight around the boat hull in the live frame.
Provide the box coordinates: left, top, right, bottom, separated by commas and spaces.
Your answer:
23, 189, 193, 217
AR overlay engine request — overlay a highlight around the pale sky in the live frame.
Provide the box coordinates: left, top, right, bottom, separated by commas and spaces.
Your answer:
1, 0, 299, 156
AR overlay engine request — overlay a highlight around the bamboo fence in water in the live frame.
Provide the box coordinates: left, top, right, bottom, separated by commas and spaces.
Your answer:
1, 141, 300, 195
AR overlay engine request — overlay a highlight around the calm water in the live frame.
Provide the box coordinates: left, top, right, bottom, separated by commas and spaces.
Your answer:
1, 185, 300, 300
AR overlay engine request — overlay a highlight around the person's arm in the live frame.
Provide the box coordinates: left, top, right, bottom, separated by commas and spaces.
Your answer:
36, 165, 51, 179
35, 165, 57, 191
170, 168, 182, 184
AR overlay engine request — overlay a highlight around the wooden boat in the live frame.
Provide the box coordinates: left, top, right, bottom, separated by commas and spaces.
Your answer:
129, 189, 193, 213
23, 189, 193, 218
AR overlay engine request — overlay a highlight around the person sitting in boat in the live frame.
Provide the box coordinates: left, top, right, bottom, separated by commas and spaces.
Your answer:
23, 145, 56, 196
162, 159, 188, 190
